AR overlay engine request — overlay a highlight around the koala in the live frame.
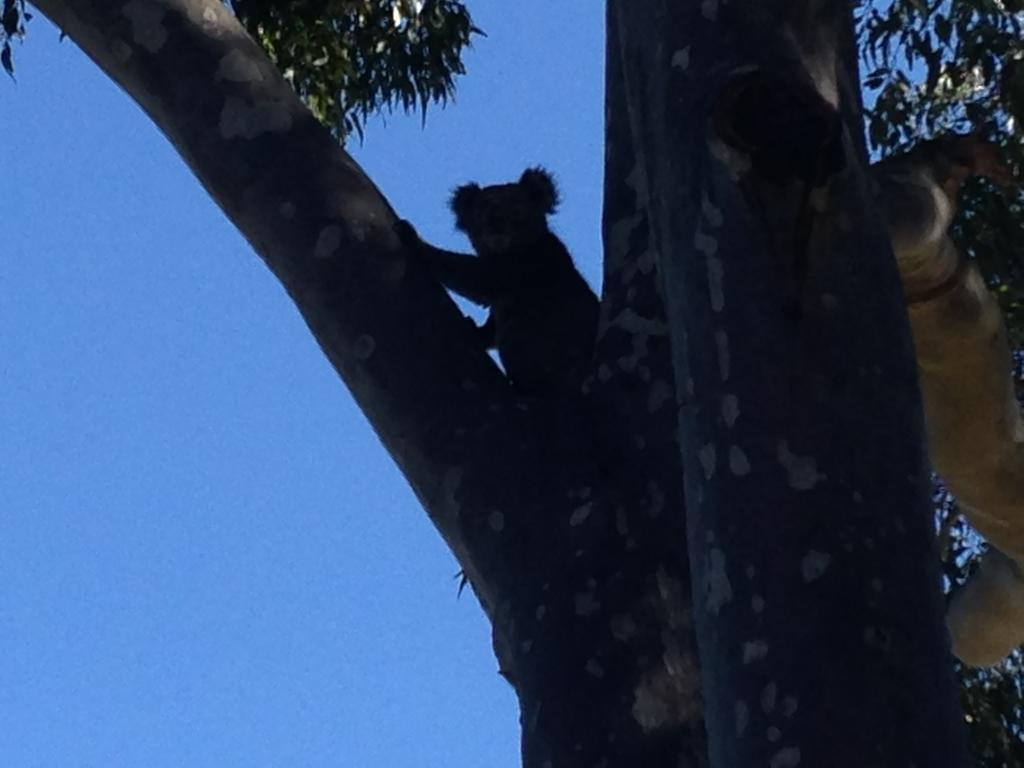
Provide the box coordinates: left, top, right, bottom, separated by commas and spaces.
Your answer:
397, 167, 599, 397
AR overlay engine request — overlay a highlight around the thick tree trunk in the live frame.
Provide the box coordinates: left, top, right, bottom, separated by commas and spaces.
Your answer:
611, 1, 968, 766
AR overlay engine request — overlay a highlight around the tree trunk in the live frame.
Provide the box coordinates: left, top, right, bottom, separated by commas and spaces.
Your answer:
32, 0, 970, 766
611, 1, 968, 766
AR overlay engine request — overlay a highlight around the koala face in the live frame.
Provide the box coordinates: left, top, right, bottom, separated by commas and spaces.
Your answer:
449, 167, 560, 255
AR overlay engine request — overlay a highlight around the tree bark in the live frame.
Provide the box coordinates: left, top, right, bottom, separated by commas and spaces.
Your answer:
611, 0, 968, 766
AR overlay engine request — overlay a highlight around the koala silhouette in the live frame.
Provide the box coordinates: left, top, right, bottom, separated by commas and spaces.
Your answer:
397, 167, 598, 397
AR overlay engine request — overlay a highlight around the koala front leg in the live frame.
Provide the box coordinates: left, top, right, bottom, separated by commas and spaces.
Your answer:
395, 219, 497, 306
874, 138, 1024, 666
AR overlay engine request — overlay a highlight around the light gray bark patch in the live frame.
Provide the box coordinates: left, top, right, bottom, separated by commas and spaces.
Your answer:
800, 550, 832, 583
217, 50, 265, 83
702, 192, 724, 228
110, 39, 133, 63
219, 95, 293, 139
777, 441, 822, 490
647, 379, 673, 413
761, 681, 777, 713
706, 547, 733, 613
729, 445, 751, 476
735, 700, 749, 736
314, 225, 343, 260
721, 394, 740, 427
707, 255, 725, 311
769, 747, 801, 768
122, 0, 168, 53
352, 335, 376, 361
569, 502, 593, 527
699, 443, 717, 479
575, 591, 600, 616
742, 639, 768, 664
715, 329, 731, 380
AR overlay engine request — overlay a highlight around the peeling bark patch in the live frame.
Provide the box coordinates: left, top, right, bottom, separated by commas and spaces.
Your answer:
698, 443, 717, 479
488, 511, 505, 532
220, 96, 293, 139
722, 394, 740, 427
706, 547, 733, 613
801, 550, 831, 582
777, 441, 821, 490
707, 256, 725, 311
647, 480, 665, 518
695, 229, 718, 256
631, 656, 702, 732
735, 701, 749, 736
110, 40, 132, 63
441, 467, 463, 514
770, 747, 801, 767
761, 682, 777, 713
742, 640, 768, 664
569, 503, 593, 527
702, 193, 724, 228
709, 137, 753, 177
671, 47, 690, 71
610, 613, 637, 641
648, 379, 673, 413
352, 335, 376, 361
615, 508, 629, 536
123, 1, 168, 53
715, 330, 730, 380
217, 50, 264, 83
729, 445, 751, 476
782, 696, 798, 717
314, 225, 343, 260
575, 591, 600, 616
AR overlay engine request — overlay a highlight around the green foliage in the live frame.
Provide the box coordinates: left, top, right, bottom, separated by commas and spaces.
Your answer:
1, 0, 29, 78
959, 658, 1024, 767
231, 0, 478, 139
3, 1, 476, 140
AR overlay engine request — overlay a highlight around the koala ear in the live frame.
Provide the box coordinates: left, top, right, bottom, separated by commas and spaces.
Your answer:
519, 167, 559, 214
449, 183, 481, 232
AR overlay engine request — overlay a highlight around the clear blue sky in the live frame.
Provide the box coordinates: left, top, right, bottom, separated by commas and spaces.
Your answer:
0, 4, 604, 766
